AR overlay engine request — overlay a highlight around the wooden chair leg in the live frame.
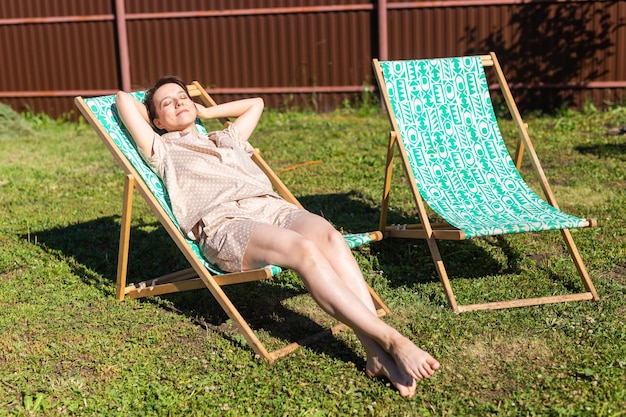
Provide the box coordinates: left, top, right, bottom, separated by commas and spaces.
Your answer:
379, 132, 396, 232
116, 174, 135, 301
366, 283, 392, 316
267, 299, 391, 362
561, 229, 599, 300
425, 236, 460, 313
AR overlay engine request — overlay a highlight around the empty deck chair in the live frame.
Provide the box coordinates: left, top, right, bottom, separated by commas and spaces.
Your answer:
372, 53, 598, 313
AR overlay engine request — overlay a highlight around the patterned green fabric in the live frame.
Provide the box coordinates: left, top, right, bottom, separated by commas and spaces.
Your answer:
379, 57, 588, 238
84, 93, 375, 275
343, 232, 376, 249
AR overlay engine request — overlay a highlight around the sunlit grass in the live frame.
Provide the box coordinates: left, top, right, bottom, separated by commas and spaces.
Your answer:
0, 101, 624, 416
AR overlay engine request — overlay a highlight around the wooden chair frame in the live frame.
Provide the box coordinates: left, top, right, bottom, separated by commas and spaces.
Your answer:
75, 82, 389, 361
372, 53, 599, 313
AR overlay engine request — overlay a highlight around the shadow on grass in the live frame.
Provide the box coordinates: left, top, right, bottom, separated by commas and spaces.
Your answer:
22, 215, 366, 364
575, 142, 626, 160
302, 192, 593, 307
24, 191, 560, 361
299, 192, 529, 285
370, 236, 525, 288
297, 192, 381, 233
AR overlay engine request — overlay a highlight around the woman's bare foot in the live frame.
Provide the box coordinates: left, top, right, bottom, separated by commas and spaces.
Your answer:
388, 335, 440, 381
366, 350, 417, 398
360, 328, 439, 397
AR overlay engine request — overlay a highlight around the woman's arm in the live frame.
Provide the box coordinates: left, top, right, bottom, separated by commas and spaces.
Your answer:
196, 97, 264, 142
115, 91, 156, 157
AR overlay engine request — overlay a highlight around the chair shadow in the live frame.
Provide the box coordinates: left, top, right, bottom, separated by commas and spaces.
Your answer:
25, 191, 560, 362
24, 214, 366, 364
300, 192, 527, 286
304, 193, 587, 300
297, 191, 381, 234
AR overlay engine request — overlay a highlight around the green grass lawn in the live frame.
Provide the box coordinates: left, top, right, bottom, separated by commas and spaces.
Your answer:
0, 101, 625, 416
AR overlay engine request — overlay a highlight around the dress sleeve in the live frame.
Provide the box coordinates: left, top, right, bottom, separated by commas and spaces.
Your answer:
138, 131, 166, 178
219, 124, 255, 156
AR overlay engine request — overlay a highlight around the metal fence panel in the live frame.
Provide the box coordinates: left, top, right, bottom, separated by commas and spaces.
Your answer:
1, 1, 624, 117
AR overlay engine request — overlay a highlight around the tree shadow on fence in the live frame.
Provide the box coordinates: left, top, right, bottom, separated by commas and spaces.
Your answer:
464, 1, 622, 113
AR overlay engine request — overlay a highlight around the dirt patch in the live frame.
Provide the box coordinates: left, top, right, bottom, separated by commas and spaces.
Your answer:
465, 336, 552, 366
451, 335, 555, 402
609, 265, 626, 285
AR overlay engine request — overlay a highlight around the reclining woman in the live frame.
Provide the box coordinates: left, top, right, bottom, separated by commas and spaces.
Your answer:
115, 76, 440, 398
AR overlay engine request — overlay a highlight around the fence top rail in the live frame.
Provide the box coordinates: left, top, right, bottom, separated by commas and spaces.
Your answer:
0, 0, 595, 26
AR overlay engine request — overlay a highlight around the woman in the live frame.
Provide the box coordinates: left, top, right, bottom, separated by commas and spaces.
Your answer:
116, 76, 439, 398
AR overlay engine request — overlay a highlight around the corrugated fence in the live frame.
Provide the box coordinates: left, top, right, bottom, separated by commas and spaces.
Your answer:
1, 0, 625, 117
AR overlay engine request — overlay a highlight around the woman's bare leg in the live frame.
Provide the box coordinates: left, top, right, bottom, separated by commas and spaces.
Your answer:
286, 214, 439, 394
242, 219, 439, 397
287, 214, 376, 310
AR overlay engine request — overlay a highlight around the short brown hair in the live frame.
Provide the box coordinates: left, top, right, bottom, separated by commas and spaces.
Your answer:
144, 76, 190, 125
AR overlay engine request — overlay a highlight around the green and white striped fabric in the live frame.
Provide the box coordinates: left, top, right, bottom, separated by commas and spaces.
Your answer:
84, 93, 375, 275
379, 57, 588, 238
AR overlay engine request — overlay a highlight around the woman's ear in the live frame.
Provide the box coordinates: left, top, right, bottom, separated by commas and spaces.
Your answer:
153, 118, 164, 130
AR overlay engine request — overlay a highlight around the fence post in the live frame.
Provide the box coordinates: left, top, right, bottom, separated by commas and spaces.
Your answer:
114, 0, 131, 91
377, 0, 388, 61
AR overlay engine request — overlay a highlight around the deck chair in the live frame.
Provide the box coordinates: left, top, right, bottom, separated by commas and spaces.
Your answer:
372, 53, 599, 313
74, 82, 389, 362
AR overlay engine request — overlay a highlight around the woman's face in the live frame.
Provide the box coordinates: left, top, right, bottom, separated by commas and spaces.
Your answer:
152, 83, 197, 133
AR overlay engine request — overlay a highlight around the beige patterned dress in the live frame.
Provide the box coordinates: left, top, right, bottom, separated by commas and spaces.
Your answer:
140, 124, 305, 272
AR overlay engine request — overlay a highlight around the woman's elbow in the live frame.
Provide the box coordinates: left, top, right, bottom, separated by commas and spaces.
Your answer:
253, 97, 264, 111
115, 90, 130, 104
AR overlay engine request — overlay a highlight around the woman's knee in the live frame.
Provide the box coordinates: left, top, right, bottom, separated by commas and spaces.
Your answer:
291, 237, 327, 269
322, 228, 349, 251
